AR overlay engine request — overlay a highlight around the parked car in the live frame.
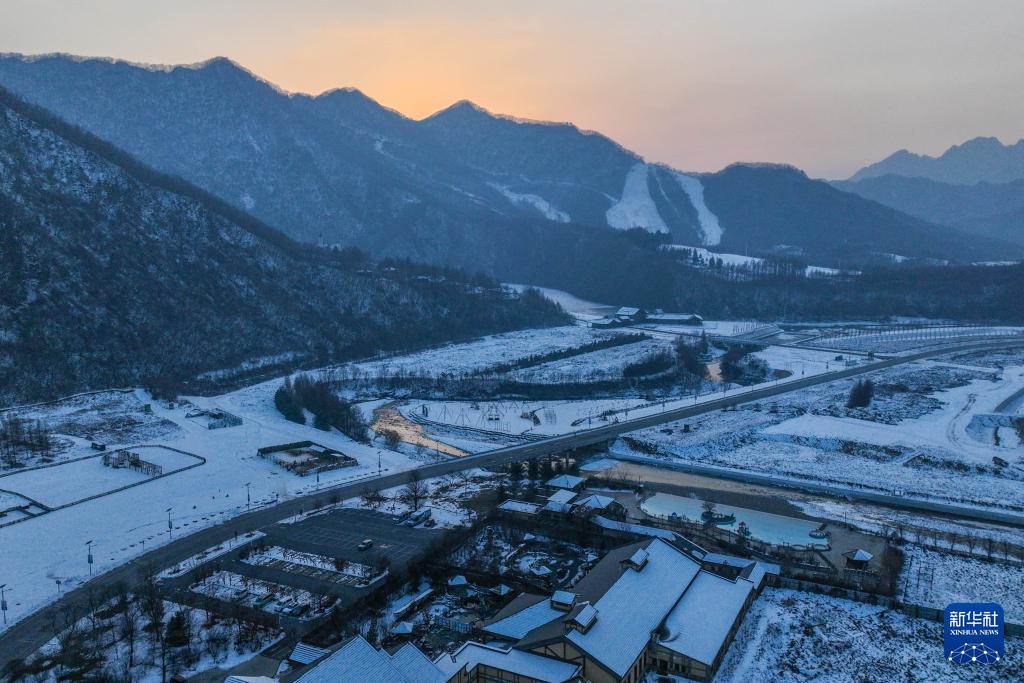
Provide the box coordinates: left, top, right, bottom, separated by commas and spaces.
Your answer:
357, 539, 374, 551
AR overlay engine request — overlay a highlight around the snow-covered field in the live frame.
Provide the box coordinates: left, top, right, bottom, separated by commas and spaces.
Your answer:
507, 338, 674, 383
0, 384, 429, 630
0, 446, 200, 508
0, 390, 181, 468
719, 588, 1020, 681
900, 545, 1024, 622
621, 359, 1024, 510
329, 324, 613, 379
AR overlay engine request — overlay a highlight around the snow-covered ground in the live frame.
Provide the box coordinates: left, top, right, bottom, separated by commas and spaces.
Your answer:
506, 338, 674, 383
620, 359, 1024, 510
29, 599, 280, 683
605, 162, 669, 233
672, 173, 722, 245
504, 284, 617, 320
395, 345, 851, 450
1, 446, 200, 508
328, 324, 616, 379
718, 588, 1020, 681
0, 386, 428, 631
900, 545, 1024, 622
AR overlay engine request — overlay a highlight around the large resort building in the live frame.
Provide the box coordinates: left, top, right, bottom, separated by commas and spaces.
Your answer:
282, 537, 776, 683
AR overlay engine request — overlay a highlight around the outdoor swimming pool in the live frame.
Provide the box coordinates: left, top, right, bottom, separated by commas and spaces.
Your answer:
640, 492, 822, 546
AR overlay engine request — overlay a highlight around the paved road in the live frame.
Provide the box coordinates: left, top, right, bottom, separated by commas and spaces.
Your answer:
2, 337, 1023, 669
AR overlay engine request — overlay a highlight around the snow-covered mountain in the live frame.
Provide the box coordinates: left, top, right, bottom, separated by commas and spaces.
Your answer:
0, 53, 1013, 270
0, 84, 565, 404
849, 136, 1024, 185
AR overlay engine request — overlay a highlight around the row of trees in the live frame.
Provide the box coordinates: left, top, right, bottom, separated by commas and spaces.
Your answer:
0, 414, 53, 468
274, 375, 369, 442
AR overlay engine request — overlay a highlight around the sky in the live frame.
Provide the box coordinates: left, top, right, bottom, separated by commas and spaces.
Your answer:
2, 0, 1022, 178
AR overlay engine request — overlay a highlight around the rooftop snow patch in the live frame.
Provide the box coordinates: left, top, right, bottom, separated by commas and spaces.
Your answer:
547, 489, 577, 505
606, 163, 669, 233
483, 597, 564, 640
546, 474, 584, 489
659, 571, 754, 666
294, 635, 444, 683
672, 173, 723, 246
566, 538, 701, 677
435, 642, 581, 683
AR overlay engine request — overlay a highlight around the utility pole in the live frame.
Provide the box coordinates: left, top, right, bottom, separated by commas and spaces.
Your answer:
166, 508, 173, 540
0, 584, 8, 625
245, 482, 252, 510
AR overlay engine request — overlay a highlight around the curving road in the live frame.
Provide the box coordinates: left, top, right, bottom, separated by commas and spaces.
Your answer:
1, 337, 1023, 668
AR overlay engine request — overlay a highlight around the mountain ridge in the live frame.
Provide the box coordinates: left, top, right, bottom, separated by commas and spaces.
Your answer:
0, 83, 565, 404
0, 52, 1015, 275
850, 136, 1024, 185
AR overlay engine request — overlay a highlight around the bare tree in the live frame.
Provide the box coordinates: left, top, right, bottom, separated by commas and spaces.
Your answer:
400, 472, 428, 512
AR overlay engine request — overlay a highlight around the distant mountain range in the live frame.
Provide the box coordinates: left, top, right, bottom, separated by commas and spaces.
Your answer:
0, 53, 1014, 273
849, 136, 1024, 185
0, 85, 564, 404
838, 137, 1024, 248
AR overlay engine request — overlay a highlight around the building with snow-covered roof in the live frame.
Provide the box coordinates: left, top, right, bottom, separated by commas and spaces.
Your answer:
545, 474, 585, 490
499, 499, 542, 516
547, 488, 577, 505
474, 537, 761, 683
287, 642, 330, 667
288, 635, 445, 683
436, 642, 582, 683
842, 548, 874, 570
652, 571, 755, 680
700, 553, 779, 589
572, 494, 625, 519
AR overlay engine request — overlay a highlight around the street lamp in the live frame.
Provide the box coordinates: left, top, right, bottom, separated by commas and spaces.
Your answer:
245, 482, 252, 509
0, 584, 9, 625
85, 540, 95, 575
55, 579, 62, 596
166, 508, 173, 539
377, 450, 382, 477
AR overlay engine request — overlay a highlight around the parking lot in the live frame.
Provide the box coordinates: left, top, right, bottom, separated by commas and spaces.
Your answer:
264, 507, 441, 572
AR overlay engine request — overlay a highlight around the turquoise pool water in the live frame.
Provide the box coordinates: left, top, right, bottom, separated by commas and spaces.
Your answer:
640, 492, 821, 546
